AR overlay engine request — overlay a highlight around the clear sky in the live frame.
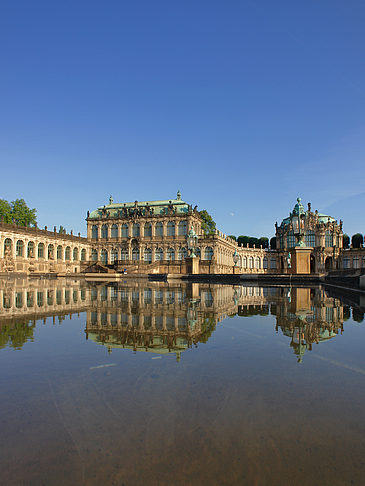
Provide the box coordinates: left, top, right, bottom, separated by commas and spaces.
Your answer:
1, 0, 364, 238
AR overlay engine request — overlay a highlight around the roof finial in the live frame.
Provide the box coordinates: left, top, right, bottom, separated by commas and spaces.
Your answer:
109, 195, 113, 205
177, 190, 181, 200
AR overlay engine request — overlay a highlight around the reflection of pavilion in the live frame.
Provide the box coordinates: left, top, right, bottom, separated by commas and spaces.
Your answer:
274, 287, 344, 362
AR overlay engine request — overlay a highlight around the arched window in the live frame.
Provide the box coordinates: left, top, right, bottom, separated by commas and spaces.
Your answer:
101, 224, 108, 239
144, 223, 152, 237
325, 231, 333, 248
133, 223, 140, 237
73, 247, 78, 261
121, 224, 128, 237
100, 249, 108, 264
178, 247, 187, 260
270, 258, 277, 269
111, 249, 118, 263
178, 220, 187, 236
121, 248, 128, 261
204, 247, 213, 261
167, 248, 175, 261
92, 225, 98, 239
80, 249, 86, 261
155, 222, 163, 236
38, 243, 44, 258
91, 249, 98, 261
57, 246, 63, 260
27, 241, 35, 258
305, 230, 315, 247
16, 240, 24, 257
279, 234, 284, 249
249, 257, 254, 269
287, 231, 295, 248
195, 247, 201, 258
132, 247, 139, 261
155, 248, 163, 261
343, 257, 350, 269
242, 256, 247, 269
167, 221, 175, 236
4, 238, 12, 256
111, 224, 118, 238
263, 257, 268, 269
65, 247, 71, 260
48, 244, 54, 259
255, 257, 260, 269
144, 248, 152, 263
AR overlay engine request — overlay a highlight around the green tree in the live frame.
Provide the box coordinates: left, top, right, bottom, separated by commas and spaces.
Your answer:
59, 225, 66, 234
238, 235, 250, 247
258, 237, 269, 249
11, 199, 37, 226
351, 233, 363, 248
343, 234, 350, 249
199, 210, 216, 235
228, 235, 236, 241
248, 237, 258, 248
270, 236, 277, 249
0, 199, 12, 223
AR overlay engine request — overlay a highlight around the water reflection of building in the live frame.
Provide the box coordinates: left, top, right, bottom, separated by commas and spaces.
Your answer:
0, 279, 353, 361
274, 287, 344, 362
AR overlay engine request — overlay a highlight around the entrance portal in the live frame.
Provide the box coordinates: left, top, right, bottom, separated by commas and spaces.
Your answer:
325, 256, 333, 272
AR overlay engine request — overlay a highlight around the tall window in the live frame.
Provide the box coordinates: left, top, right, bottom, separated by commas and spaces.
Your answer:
155, 248, 163, 261
287, 231, 296, 248
263, 257, 268, 269
242, 257, 247, 268
204, 247, 213, 261
343, 257, 350, 269
4, 238, 12, 255
305, 230, 315, 247
144, 223, 152, 237
144, 248, 152, 263
255, 257, 260, 269
92, 249, 98, 261
65, 247, 71, 260
133, 223, 140, 237
121, 248, 128, 261
279, 234, 284, 249
100, 249, 108, 264
48, 244, 54, 259
101, 224, 108, 239
80, 249, 86, 261
121, 224, 128, 237
353, 257, 360, 269
57, 246, 63, 260
92, 225, 98, 239
73, 247, 78, 261
178, 220, 187, 236
178, 247, 187, 260
249, 257, 254, 269
111, 249, 118, 263
132, 247, 139, 261
27, 241, 34, 258
167, 248, 175, 261
38, 243, 44, 258
16, 240, 24, 257
270, 258, 277, 269
325, 231, 333, 247
167, 221, 175, 236
111, 224, 118, 238
155, 222, 163, 236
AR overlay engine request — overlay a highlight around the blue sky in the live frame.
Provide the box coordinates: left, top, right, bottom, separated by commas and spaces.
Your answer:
1, 0, 364, 238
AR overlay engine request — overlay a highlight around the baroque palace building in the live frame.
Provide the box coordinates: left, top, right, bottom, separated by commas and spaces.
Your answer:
0, 192, 363, 275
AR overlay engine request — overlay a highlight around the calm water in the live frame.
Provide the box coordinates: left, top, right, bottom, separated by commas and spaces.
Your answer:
1, 278, 365, 486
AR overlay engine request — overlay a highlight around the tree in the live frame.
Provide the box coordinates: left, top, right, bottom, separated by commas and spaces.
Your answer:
0, 199, 12, 223
248, 237, 258, 248
238, 235, 250, 247
59, 226, 66, 234
351, 233, 363, 249
343, 234, 350, 249
258, 237, 269, 249
228, 235, 236, 241
270, 237, 277, 250
199, 210, 216, 235
11, 199, 37, 226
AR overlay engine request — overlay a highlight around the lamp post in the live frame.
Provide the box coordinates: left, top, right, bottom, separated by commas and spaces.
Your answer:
233, 249, 239, 274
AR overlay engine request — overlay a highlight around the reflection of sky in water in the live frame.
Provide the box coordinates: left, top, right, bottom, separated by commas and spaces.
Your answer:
0, 280, 365, 485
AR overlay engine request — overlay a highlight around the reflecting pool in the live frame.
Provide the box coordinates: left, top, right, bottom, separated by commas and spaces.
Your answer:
1, 278, 365, 485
